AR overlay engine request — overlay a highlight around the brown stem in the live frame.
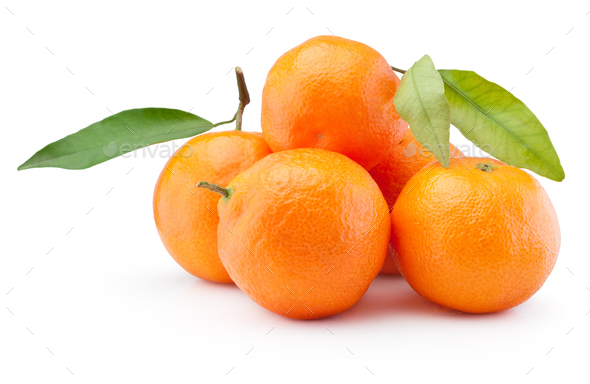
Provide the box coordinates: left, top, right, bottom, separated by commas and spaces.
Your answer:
197, 181, 233, 198
234, 67, 250, 131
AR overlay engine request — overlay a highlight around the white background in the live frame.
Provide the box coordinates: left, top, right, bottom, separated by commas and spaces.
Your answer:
1, 1, 589, 383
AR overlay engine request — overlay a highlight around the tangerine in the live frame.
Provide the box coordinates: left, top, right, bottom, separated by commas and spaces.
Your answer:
261, 35, 407, 170
391, 157, 560, 313
153, 131, 271, 283
201, 148, 390, 319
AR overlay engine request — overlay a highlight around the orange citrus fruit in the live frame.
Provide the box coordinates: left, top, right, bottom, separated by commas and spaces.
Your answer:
391, 157, 560, 313
261, 35, 407, 170
204, 148, 390, 319
370, 129, 464, 275
153, 131, 271, 283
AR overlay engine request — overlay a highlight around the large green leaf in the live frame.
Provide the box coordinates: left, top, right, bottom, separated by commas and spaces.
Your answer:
439, 69, 565, 181
18, 108, 224, 170
394, 55, 451, 167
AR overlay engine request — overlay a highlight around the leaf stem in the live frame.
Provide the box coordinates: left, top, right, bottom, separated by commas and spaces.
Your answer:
211, 112, 237, 128
390, 66, 407, 74
234, 67, 250, 131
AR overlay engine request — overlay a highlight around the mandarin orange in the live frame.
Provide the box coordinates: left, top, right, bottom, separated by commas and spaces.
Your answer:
261, 35, 407, 170
391, 157, 560, 313
153, 131, 271, 283
200, 148, 390, 319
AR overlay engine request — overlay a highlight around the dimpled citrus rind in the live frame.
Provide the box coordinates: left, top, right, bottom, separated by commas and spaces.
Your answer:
261, 36, 407, 170
217, 149, 391, 319
153, 131, 272, 283
391, 157, 560, 313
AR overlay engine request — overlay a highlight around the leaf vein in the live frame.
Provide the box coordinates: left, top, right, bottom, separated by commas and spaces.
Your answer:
410, 68, 446, 162
442, 77, 560, 178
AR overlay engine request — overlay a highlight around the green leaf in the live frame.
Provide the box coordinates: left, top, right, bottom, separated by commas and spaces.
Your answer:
18, 108, 225, 170
393, 55, 451, 167
439, 69, 565, 181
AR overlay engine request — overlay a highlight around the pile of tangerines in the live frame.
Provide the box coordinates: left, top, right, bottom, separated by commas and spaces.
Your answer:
153, 36, 560, 320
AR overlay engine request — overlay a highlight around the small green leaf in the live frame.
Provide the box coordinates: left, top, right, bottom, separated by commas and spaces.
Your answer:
18, 108, 222, 170
394, 55, 451, 167
439, 69, 565, 181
